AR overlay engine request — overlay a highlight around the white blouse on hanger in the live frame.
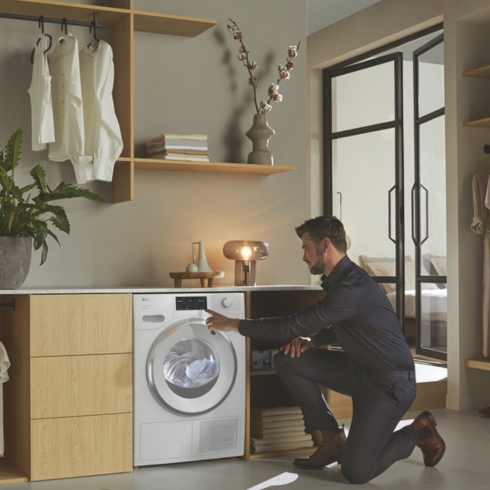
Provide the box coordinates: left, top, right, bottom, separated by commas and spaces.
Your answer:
74, 40, 123, 183
48, 33, 89, 182
28, 33, 55, 151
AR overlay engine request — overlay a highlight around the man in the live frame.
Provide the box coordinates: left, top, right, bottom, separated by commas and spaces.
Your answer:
205, 216, 445, 484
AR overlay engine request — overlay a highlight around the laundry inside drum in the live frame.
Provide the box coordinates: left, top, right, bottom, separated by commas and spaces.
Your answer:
163, 338, 220, 398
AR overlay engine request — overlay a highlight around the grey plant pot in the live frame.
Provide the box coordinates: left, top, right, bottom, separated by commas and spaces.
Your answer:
0, 236, 33, 289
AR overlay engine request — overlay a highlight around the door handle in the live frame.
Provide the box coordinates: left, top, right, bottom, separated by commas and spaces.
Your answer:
388, 185, 396, 244
420, 183, 429, 244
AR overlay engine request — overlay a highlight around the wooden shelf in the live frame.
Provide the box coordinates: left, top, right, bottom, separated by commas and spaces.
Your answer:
464, 357, 490, 371
0, 459, 28, 485
133, 11, 217, 36
463, 117, 490, 128
462, 65, 490, 126
250, 369, 277, 376
134, 159, 297, 175
463, 65, 490, 79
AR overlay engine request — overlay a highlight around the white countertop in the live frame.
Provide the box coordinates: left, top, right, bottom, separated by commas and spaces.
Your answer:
0, 284, 323, 295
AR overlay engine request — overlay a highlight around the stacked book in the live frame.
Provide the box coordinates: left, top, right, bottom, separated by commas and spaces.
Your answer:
146, 133, 209, 162
250, 406, 314, 454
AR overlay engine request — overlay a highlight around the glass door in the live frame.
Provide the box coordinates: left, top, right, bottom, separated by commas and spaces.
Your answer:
412, 34, 447, 359
323, 53, 406, 325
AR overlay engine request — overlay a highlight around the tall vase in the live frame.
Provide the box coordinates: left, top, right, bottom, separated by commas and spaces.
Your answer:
246, 113, 275, 165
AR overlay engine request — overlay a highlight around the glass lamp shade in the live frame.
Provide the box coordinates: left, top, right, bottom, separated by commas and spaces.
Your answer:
223, 240, 269, 286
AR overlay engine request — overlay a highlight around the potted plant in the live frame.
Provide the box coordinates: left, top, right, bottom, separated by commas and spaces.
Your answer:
0, 128, 105, 288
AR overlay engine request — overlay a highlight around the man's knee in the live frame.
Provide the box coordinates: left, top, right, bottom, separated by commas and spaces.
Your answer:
341, 462, 373, 485
272, 350, 289, 372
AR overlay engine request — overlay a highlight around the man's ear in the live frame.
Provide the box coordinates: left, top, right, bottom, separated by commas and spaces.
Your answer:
322, 237, 332, 252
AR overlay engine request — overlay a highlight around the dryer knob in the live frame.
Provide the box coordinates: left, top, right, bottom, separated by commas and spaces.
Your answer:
221, 297, 233, 308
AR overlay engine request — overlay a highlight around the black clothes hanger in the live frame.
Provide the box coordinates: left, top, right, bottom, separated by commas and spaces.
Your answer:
87, 13, 100, 49
30, 16, 52, 64
61, 17, 68, 36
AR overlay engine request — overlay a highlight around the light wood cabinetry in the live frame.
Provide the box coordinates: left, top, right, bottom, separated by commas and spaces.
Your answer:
243, 289, 336, 461
0, 0, 295, 204
0, 294, 132, 483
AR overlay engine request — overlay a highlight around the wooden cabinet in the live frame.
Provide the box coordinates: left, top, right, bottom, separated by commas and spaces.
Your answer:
243, 289, 352, 461
0, 294, 132, 483
463, 64, 490, 127
0, 1, 295, 205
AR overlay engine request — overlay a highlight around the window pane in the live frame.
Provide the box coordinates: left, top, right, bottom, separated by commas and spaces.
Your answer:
419, 115, 446, 278
419, 283, 447, 353
417, 41, 444, 117
332, 62, 395, 133
332, 129, 396, 269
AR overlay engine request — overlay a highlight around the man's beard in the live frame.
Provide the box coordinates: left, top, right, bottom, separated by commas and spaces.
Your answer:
309, 251, 325, 275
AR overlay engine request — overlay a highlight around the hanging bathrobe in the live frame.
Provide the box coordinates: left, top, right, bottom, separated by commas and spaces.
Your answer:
0, 342, 10, 457
48, 33, 89, 183
73, 40, 123, 183
471, 167, 490, 357
28, 33, 55, 151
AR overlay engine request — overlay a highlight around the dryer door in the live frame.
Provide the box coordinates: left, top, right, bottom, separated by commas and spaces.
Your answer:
147, 321, 237, 415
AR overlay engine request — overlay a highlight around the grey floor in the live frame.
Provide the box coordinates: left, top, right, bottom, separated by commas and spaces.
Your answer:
2, 408, 489, 490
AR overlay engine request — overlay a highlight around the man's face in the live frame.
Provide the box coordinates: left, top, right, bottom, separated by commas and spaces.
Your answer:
301, 232, 325, 275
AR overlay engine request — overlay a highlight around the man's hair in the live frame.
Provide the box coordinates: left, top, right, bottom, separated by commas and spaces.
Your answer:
295, 215, 347, 253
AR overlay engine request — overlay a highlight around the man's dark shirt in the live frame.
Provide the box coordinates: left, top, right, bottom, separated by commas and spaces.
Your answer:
238, 255, 415, 372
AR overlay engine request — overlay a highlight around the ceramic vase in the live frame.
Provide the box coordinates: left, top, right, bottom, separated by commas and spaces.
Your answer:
0, 236, 32, 289
246, 113, 275, 165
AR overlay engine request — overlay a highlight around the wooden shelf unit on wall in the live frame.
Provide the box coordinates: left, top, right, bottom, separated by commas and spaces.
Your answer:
0, 0, 296, 204
463, 64, 490, 128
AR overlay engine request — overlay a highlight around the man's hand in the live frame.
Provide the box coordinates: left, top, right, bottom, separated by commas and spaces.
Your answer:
280, 336, 314, 358
205, 309, 240, 335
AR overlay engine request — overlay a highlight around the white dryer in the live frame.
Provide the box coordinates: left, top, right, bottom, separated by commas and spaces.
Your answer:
133, 292, 246, 466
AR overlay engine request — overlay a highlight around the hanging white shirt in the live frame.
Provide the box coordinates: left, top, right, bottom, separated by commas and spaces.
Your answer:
74, 40, 123, 183
28, 33, 55, 151
48, 34, 90, 182
0, 342, 10, 457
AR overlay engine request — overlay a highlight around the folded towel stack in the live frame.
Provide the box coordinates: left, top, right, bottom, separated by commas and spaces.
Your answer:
250, 406, 313, 453
146, 133, 209, 162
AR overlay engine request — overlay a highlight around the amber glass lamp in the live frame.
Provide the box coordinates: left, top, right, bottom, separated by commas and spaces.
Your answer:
223, 240, 269, 286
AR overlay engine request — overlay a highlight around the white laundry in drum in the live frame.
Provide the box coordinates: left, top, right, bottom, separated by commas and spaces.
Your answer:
164, 339, 219, 388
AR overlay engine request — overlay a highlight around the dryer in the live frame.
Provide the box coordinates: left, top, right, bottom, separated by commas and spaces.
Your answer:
133, 292, 246, 466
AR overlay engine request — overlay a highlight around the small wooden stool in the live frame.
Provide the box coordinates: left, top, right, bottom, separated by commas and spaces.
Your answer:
169, 271, 224, 288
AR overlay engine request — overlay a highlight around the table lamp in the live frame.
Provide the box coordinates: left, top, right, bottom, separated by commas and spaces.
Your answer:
223, 240, 269, 286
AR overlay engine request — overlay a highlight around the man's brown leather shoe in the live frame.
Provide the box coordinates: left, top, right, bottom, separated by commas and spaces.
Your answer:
412, 411, 446, 467
293, 427, 346, 469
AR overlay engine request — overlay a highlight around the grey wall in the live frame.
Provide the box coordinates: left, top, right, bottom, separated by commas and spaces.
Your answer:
0, 0, 308, 288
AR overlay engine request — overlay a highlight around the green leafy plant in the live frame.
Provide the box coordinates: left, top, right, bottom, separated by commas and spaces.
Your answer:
0, 128, 105, 265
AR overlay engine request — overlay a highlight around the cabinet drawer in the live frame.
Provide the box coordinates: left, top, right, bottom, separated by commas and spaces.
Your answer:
30, 413, 132, 481
30, 294, 132, 356
31, 354, 132, 419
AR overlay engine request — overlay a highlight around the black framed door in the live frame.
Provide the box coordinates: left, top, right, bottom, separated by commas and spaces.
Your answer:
412, 33, 447, 360
323, 52, 406, 326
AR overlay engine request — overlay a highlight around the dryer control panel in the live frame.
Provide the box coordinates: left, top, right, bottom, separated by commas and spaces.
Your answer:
176, 296, 207, 311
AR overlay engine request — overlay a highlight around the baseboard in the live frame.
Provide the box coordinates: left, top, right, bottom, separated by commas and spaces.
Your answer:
446, 393, 490, 411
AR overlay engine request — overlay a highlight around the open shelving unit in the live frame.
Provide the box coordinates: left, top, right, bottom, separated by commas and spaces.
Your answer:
463, 64, 490, 127
0, 0, 295, 205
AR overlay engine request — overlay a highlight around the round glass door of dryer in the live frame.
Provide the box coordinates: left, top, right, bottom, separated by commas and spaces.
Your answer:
147, 322, 237, 415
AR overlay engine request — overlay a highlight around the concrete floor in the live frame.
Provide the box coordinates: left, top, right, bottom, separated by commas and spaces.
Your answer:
2, 408, 488, 490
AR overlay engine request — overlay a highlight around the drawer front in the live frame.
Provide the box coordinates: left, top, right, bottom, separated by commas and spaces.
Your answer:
30, 413, 132, 481
30, 294, 132, 356
31, 354, 132, 419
